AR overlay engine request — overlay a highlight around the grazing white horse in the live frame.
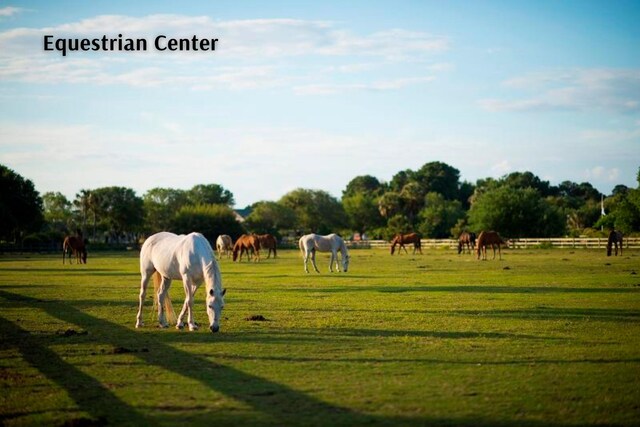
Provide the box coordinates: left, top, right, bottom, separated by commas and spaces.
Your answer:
299, 233, 350, 273
136, 232, 226, 333
216, 234, 233, 259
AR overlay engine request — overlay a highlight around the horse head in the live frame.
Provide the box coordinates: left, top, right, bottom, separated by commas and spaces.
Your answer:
342, 254, 350, 272
206, 287, 226, 333
390, 235, 398, 255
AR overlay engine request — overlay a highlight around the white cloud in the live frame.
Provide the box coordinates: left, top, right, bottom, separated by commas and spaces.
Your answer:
479, 68, 640, 113
294, 76, 435, 95
0, 6, 25, 18
0, 15, 450, 93
490, 160, 512, 175
585, 166, 621, 182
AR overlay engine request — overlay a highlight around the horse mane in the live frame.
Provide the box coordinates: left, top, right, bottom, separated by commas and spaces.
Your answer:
203, 260, 223, 295
339, 236, 349, 257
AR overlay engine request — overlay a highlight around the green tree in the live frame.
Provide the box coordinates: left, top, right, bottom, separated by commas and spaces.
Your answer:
0, 165, 44, 242
76, 187, 144, 240
412, 161, 462, 200
399, 182, 424, 223
377, 191, 402, 219
279, 188, 347, 234
386, 214, 413, 238
42, 192, 73, 232
187, 184, 234, 206
172, 204, 245, 243
595, 170, 640, 233
417, 192, 465, 238
244, 201, 296, 237
468, 186, 565, 237
503, 171, 557, 197
342, 193, 385, 235
342, 175, 384, 198
143, 188, 189, 233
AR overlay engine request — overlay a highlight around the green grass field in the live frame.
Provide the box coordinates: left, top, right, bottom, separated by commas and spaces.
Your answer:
1, 247, 639, 426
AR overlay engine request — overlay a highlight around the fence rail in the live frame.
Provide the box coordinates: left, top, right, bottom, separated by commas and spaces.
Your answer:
2, 237, 639, 254
348, 237, 640, 250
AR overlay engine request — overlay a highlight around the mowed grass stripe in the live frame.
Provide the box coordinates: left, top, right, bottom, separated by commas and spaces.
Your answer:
1, 248, 639, 426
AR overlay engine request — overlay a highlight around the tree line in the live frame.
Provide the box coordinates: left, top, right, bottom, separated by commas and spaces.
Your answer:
1, 162, 639, 249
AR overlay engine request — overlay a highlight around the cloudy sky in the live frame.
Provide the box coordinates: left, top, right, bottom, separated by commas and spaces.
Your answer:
1, 0, 639, 207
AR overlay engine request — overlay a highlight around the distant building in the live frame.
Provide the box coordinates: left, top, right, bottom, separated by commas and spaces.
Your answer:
233, 207, 253, 223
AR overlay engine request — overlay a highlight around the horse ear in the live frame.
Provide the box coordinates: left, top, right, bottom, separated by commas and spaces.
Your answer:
222, 288, 227, 296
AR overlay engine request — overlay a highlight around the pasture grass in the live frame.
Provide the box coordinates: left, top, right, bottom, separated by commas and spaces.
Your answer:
1, 247, 639, 426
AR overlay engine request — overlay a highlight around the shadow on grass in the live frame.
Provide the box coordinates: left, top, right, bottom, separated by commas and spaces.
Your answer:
0, 289, 612, 427
0, 316, 148, 426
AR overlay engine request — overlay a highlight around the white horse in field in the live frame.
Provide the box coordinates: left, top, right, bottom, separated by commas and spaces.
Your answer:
299, 233, 350, 273
136, 232, 226, 333
216, 234, 233, 259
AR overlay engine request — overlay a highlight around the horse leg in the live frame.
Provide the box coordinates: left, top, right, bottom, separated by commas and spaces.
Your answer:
181, 274, 197, 331
401, 244, 408, 255
310, 248, 320, 273
136, 269, 153, 328
498, 244, 502, 260
303, 249, 310, 273
156, 276, 172, 328
176, 283, 198, 329
331, 250, 340, 272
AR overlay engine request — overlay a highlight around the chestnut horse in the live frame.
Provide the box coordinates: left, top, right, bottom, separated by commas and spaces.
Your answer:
476, 231, 507, 260
233, 234, 261, 262
607, 230, 623, 256
457, 232, 476, 254
62, 235, 87, 264
390, 232, 422, 255
257, 234, 277, 259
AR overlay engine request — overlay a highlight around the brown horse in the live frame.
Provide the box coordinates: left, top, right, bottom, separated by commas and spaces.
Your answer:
390, 232, 422, 255
233, 234, 261, 262
476, 231, 507, 260
257, 234, 277, 259
62, 235, 87, 264
607, 230, 623, 256
457, 231, 476, 254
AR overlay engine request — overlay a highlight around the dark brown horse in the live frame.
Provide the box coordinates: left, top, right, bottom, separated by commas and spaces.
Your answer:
233, 234, 261, 262
63, 235, 87, 264
457, 232, 476, 254
476, 231, 507, 260
607, 230, 623, 256
257, 234, 277, 259
390, 232, 422, 255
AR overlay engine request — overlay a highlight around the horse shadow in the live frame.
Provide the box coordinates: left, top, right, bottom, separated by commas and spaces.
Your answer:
0, 290, 591, 426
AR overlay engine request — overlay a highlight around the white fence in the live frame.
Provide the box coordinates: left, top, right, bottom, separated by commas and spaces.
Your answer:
348, 237, 640, 250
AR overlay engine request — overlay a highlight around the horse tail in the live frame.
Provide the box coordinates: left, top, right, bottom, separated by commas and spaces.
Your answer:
476, 233, 484, 259
271, 236, 277, 258
152, 271, 176, 325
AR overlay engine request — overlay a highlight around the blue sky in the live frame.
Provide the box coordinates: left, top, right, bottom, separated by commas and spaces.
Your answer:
1, 1, 639, 207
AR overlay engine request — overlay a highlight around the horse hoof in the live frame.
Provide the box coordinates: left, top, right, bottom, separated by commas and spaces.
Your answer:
176, 323, 184, 330
188, 324, 198, 331
158, 324, 169, 329
135, 322, 143, 328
